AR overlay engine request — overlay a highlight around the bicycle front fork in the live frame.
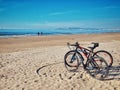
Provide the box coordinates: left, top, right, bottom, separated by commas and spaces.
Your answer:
70, 53, 77, 63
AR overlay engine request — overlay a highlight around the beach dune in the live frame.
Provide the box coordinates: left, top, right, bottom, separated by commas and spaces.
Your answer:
0, 33, 120, 90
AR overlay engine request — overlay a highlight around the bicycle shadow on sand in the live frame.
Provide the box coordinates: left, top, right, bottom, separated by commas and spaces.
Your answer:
105, 65, 120, 80
36, 62, 120, 81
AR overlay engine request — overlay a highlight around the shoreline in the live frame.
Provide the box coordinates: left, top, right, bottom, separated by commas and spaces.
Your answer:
1, 28, 120, 38
0, 32, 120, 53
0, 31, 120, 39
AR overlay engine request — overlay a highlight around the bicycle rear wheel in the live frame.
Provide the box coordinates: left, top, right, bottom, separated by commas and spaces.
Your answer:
86, 56, 109, 80
93, 50, 113, 67
64, 50, 82, 72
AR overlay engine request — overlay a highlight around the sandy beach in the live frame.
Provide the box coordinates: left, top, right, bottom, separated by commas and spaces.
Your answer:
0, 33, 120, 90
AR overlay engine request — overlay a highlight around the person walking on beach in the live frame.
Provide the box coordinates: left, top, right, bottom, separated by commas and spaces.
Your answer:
37, 32, 40, 36
37, 32, 43, 36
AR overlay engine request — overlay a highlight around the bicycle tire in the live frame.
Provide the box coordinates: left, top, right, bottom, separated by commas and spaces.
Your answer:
93, 50, 113, 67
86, 56, 109, 80
64, 50, 83, 72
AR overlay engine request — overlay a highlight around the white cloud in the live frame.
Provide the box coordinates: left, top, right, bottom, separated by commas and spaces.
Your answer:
48, 10, 80, 16
0, 21, 86, 29
95, 5, 120, 10
49, 12, 65, 16
25, 21, 87, 29
44, 22, 81, 27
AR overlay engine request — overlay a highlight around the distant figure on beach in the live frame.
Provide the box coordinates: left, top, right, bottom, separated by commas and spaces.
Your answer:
37, 32, 43, 36
37, 32, 40, 36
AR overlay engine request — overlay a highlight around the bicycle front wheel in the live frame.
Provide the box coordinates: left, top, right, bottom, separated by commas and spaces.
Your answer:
86, 56, 109, 80
93, 50, 113, 67
64, 50, 82, 72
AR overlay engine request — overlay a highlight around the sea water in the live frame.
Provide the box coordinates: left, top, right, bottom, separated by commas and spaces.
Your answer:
0, 28, 120, 38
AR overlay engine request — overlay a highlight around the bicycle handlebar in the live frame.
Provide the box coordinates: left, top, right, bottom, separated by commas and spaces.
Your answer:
67, 42, 99, 50
67, 42, 79, 47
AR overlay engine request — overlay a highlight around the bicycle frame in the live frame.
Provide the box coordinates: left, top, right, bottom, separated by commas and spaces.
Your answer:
67, 42, 94, 60
76, 45, 93, 60
68, 42, 99, 68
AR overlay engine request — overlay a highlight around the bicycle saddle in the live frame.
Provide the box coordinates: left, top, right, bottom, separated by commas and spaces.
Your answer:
92, 42, 99, 47
88, 42, 99, 50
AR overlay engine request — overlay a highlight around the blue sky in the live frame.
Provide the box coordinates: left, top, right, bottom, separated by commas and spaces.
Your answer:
0, 0, 120, 29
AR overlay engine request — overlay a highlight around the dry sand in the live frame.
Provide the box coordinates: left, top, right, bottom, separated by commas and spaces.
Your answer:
0, 33, 120, 90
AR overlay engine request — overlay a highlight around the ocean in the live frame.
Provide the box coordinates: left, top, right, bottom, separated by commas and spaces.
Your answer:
0, 28, 120, 38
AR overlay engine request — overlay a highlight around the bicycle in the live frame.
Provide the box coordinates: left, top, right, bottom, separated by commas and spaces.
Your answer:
64, 42, 110, 80
67, 42, 113, 67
